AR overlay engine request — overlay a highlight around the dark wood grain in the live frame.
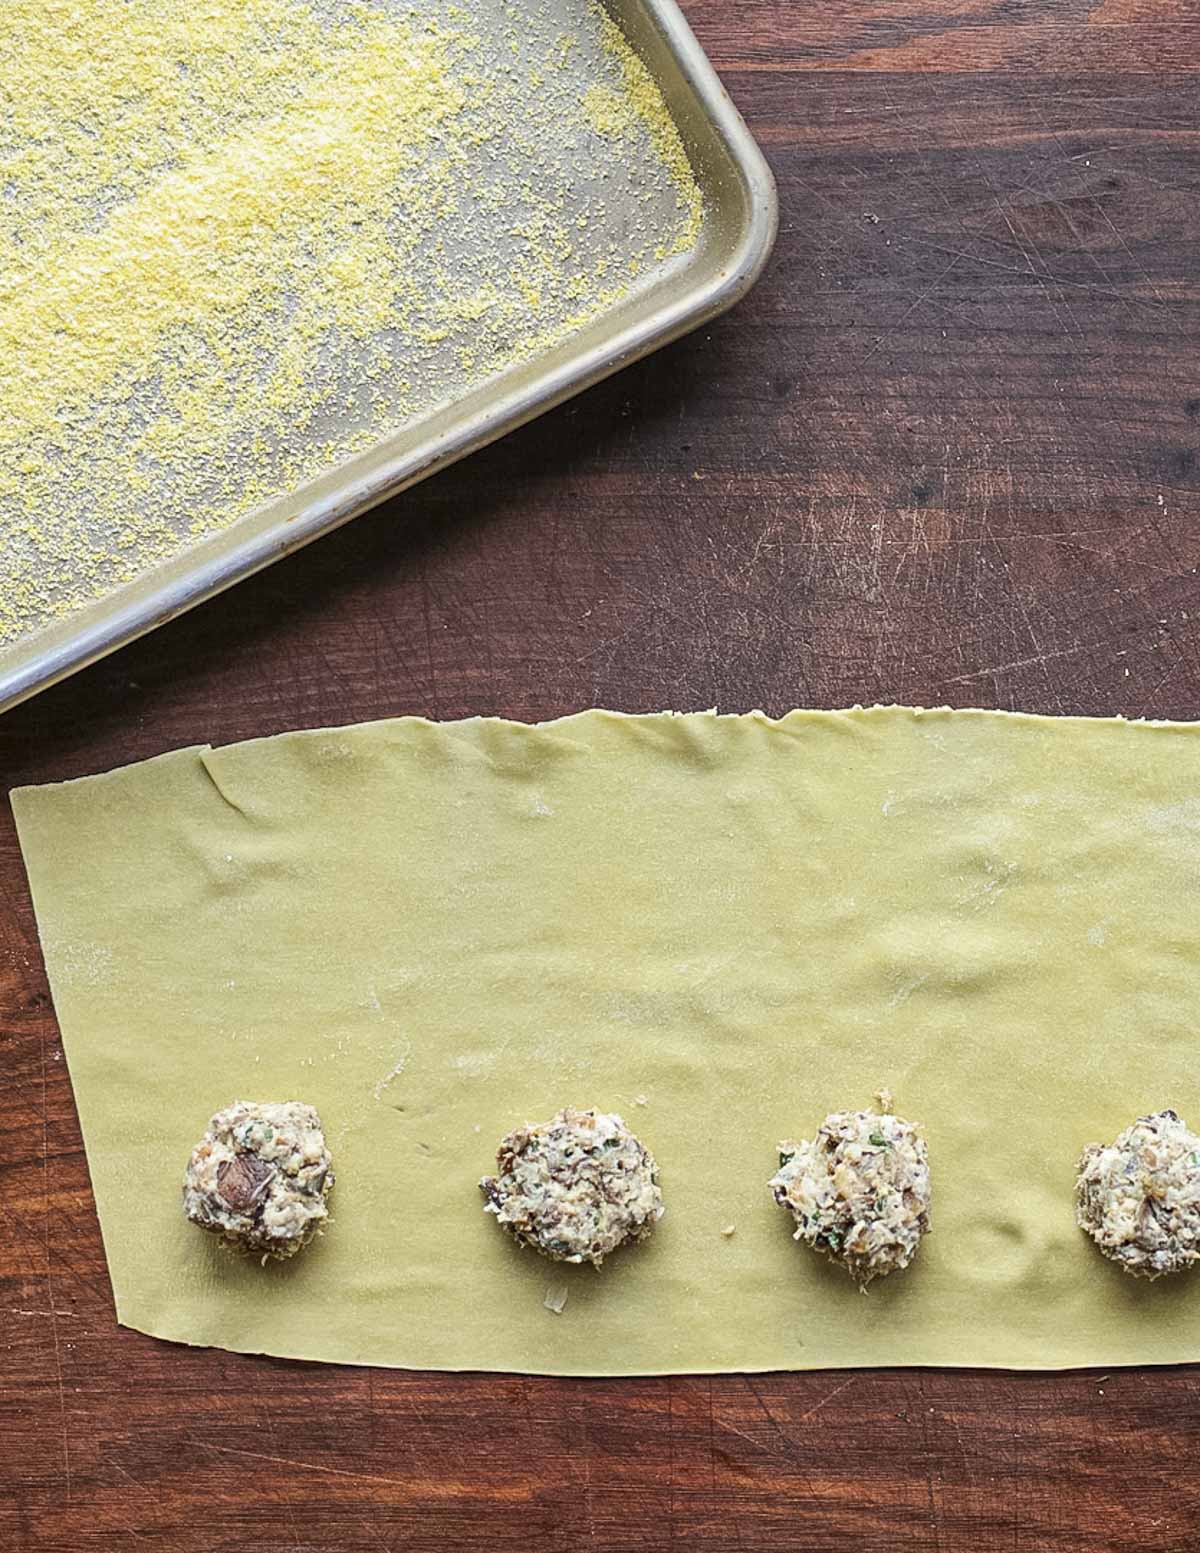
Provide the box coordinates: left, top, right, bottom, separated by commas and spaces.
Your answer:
5, 2, 1200, 1548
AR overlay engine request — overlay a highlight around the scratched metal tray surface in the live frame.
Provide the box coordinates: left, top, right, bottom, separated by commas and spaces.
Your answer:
0, 0, 775, 713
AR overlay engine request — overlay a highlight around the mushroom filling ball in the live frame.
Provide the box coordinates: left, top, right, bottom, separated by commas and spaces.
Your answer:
769, 1103, 931, 1286
480, 1107, 663, 1267
1076, 1109, 1200, 1280
183, 1100, 334, 1260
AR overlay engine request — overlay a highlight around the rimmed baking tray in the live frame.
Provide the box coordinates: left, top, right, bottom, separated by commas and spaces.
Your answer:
0, 0, 776, 714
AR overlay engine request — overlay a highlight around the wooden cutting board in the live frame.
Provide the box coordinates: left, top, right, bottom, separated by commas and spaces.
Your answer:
4, 2, 1200, 1549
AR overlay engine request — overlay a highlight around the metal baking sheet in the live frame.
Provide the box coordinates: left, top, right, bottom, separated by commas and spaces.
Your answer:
0, 0, 776, 714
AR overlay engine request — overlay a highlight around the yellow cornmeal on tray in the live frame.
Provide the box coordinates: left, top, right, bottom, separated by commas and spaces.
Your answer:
0, 1, 702, 648
587, 10, 702, 258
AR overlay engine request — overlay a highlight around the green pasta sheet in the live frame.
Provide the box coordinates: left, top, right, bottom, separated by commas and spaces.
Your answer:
13, 707, 1200, 1373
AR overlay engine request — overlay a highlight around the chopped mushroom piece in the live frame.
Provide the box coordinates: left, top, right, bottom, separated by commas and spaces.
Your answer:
183, 1100, 333, 1260
1076, 1109, 1200, 1279
481, 1106, 663, 1267
769, 1102, 931, 1287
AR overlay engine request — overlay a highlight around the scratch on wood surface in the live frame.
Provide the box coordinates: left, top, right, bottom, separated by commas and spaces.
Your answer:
102, 1455, 164, 1538
711, 1383, 749, 1551
991, 183, 1087, 344
667, 1376, 677, 1551
705, 1378, 717, 1529
191, 1438, 532, 1498
926, 1464, 943, 1553
1142, 648, 1189, 716
1045, 108, 1168, 308
979, 509, 1067, 714
7, 1199, 110, 1308
40, 1026, 71, 1507
734, 1375, 835, 1505
1013, 105, 1140, 321
256, 1402, 307, 1553
858, 251, 963, 367
90, 1488, 153, 1547
740, 1374, 786, 1448
713, 1413, 766, 1452
906, 229, 1162, 304
946, 642, 1091, 684
575, 1391, 597, 1548
420, 571, 441, 720
919, 1375, 945, 1552
937, 83, 1090, 345
793, 1374, 860, 1426
740, 1373, 862, 1442
297, 1362, 394, 1553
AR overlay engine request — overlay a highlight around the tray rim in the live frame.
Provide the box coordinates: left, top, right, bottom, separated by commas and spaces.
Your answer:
0, 0, 778, 716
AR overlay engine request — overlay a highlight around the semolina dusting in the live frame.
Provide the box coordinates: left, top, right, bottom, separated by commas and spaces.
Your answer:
0, 0, 702, 650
